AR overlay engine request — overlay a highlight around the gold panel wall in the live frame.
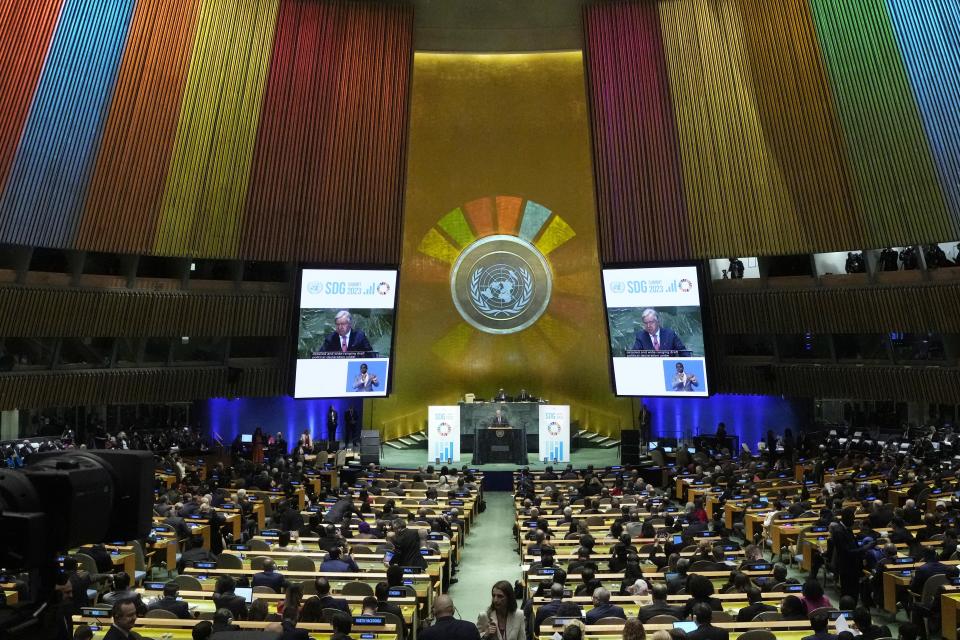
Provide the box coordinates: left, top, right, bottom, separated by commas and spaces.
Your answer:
375, 52, 633, 440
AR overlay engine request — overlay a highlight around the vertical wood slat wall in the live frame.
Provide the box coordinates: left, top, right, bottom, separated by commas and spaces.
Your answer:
0, 0, 413, 263
585, 0, 960, 264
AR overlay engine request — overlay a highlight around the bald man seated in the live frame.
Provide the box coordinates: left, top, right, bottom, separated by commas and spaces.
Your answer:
420, 594, 481, 640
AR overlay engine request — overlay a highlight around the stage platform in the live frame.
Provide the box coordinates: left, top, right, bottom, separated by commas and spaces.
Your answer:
378, 448, 621, 490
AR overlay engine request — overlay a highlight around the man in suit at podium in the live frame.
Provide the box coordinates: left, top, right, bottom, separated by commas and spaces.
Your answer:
492, 408, 509, 426
632, 308, 686, 354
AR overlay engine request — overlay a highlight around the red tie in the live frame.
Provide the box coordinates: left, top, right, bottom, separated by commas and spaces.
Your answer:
653, 335, 660, 351
341, 336, 347, 352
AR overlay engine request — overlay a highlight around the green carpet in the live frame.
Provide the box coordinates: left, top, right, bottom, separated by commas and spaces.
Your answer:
448, 492, 520, 622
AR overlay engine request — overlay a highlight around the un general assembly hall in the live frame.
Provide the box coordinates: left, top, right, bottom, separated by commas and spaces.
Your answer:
1, 1, 959, 639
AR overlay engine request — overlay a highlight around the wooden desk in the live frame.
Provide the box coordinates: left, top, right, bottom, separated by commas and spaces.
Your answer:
942, 589, 960, 640
74, 616, 398, 640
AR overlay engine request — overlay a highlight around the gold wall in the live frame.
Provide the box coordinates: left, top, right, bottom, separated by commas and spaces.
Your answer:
374, 52, 633, 439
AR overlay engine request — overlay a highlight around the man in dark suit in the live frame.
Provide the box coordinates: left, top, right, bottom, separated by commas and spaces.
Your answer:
213, 575, 248, 620
736, 587, 776, 622
177, 534, 218, 573
801, 609, 837, 640
148, 583, 191, 619
910, 546, 959, 592
830, 507, 874, 599
420, 594, 480, 640
638, 583, 683, 622
314, 577, 351, 614
534, 584, 582, 630
666, 558, 690, 594
585, 587, 626, 623
492, 409, 509, 426
631, 308, 687, 353
687, 604, 730, 640
103, 599, 141, 640
320, 310, 373, 353
252, 559, 286, 593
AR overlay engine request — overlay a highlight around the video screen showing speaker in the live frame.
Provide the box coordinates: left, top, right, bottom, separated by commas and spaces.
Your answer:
602, 264, 709, 397
293, 268, 398, 398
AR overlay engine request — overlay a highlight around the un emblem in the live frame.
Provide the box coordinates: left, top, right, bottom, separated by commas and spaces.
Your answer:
451, 235, 552, 334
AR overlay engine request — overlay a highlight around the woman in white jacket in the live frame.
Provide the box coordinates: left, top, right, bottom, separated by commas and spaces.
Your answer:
477, 580, 526, 640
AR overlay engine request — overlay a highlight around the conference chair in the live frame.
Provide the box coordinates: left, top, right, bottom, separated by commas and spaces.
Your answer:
711, 610, 734, 622
753, 611, 783, 622
596, 617, 628, 625
647, 615, 679, 624
301, 579, 317, 595
145, 608, 177, 619
350, 545, 372, 555
250, 555, 270, 570
248, 539, 271, 552
322, 607, 347, 623
172, 575, 203, 591
129, 540, 149, 584
737, 630, 776, 640
217, 554, 243, 570
378, 609, 405, 638
253, 586, 276, 595
286, 556, 316, 572
341, 581, 374, 597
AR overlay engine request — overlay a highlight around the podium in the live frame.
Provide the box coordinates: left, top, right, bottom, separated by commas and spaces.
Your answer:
474, 426, 526, 464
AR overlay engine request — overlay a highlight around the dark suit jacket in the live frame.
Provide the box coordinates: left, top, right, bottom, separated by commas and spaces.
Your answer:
103, 626, 143, 640
801, 633, 837, 640
638, 601, 683, 622
316, 594, 351, 613
213, 592, 248, 620
149, 596, 191, 619
910, 560, 958, 592
632, 327, 686, 352
419, 616, 481, 640
586, 603, 626, 623
687, 623, 730, 640
252, 570, 286, 593
321, 330, 373, 353
736, 602, 776, 622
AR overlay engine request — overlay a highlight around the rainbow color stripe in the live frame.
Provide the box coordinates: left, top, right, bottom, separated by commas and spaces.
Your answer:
585, 0, 960, 261
0, 1, 957, 260
0, 0, 411, 260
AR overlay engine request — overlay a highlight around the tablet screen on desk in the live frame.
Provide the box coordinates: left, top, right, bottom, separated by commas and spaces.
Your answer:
673, 621, 698, 632
235, 587, 253, 603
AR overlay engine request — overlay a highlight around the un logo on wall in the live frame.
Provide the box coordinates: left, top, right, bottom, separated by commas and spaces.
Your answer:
451, 235, 552, 334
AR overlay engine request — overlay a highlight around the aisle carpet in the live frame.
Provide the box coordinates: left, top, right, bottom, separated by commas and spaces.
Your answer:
448, 492, 520, 622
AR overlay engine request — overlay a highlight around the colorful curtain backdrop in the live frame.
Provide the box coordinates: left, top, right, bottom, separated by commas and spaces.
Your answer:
376, 52, 634, 441
0, 0, 412, 262
585, 0, 960, 263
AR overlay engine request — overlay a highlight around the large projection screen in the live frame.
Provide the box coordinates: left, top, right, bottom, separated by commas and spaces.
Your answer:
602, 265, 710, 397
293, 268, 398, 399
